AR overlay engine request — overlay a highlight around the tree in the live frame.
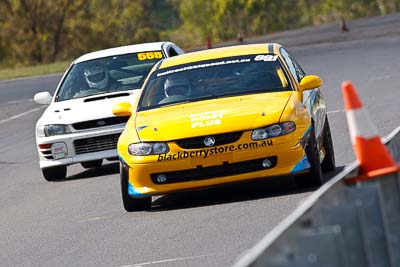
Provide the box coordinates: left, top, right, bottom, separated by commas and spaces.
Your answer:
0, 0, 398, 66
0, 0, 85, 63
0, 0, 166, 64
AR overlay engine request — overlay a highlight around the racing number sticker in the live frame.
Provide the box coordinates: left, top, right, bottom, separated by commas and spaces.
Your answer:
254, 55, 278, 61
137, 51, 163, 60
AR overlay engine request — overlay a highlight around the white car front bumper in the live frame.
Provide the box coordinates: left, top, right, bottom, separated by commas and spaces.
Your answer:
36, 125, 125, 169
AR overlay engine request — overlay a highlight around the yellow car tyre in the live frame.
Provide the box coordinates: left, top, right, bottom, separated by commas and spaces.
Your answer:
321, 117, 336, 172
294, 125, 323, 187
42, 166, 67, 181
81, 160, 103, 169
120, 162, 151, 212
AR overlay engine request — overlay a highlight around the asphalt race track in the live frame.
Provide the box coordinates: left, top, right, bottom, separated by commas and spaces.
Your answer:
1, 15, 399, 267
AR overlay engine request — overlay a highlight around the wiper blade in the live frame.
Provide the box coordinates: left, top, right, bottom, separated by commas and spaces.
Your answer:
159, 101, 191, 108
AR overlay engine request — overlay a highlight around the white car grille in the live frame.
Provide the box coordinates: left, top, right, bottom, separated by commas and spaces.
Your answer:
73, 133, 120, 155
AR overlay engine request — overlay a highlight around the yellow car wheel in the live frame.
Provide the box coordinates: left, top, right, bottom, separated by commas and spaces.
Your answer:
295, 125, 323, 187
321, 117, 336, 172
120, 162, 151, 212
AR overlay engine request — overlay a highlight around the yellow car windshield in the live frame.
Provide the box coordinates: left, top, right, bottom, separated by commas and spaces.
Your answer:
139, 54, 292, 111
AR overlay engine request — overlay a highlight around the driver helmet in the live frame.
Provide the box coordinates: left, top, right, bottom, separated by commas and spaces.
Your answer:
84, 65, 109, 89
164, 76, 191, 97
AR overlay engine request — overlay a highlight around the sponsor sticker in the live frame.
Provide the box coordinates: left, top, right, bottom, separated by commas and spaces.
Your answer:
189, 110, 227, 128
156, 58, 251, 77
157, 139, 273, 162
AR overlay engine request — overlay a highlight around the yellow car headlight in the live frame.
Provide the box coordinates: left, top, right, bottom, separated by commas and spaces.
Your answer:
128, 142, 169, 156
251, 122, 296, 140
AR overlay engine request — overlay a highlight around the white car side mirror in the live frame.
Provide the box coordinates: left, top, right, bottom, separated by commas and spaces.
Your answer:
34, 91, 52, 105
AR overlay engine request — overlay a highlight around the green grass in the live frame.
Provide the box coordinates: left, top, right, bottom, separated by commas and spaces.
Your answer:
0, 61, 71, 81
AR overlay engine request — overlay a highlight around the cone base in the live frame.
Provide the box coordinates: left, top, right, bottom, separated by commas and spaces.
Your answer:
354, 136, 396, 174
345, 165, 400, 185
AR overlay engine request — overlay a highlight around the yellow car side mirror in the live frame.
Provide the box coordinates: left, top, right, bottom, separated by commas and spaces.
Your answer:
299, 75, 323, 92
112, 102, 132, 117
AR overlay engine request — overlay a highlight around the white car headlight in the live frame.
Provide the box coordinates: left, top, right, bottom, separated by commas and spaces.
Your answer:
37, 125, 71, 137
251, 122, 296, 140
128, 142, 169, 156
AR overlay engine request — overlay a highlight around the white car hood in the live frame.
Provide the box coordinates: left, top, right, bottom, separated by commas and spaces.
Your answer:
37, 91, 138, 126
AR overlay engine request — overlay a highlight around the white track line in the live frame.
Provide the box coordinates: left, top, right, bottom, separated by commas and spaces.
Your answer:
0, 106, 45, 125
118, 254, 214, 267
327, 109, 345, 114
3, 99, 34, 105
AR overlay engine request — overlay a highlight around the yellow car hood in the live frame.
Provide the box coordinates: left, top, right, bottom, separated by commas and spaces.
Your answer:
135, 92, 292, 141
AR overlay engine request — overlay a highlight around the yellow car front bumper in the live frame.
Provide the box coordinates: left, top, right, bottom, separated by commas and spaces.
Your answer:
121, 130, 311, 197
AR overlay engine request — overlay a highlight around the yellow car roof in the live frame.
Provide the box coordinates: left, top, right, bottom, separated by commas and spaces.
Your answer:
159, 43, 282, 68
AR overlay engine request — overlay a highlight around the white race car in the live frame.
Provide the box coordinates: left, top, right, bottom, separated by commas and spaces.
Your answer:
34, 42, 184, 181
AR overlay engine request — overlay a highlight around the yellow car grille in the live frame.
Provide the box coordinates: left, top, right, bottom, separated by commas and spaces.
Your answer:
150, 156, 277, 184
175, 131, 243, 149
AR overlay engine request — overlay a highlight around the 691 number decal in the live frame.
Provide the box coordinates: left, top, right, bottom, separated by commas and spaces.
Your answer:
137, 51, 163, 60
254, 55, 278, 62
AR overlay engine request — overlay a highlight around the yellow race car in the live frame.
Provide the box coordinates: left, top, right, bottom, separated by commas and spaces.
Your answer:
113, 43, 335, 211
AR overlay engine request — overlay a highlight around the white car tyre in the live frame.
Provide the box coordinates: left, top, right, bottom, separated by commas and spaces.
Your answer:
42, 166, 67, 181
81, 160, 103, 169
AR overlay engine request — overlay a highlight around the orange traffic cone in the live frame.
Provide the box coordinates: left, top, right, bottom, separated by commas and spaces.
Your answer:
342, 81, 400, 184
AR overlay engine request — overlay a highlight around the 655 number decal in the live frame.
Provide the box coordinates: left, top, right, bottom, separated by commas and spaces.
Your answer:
138, 51, 163, 60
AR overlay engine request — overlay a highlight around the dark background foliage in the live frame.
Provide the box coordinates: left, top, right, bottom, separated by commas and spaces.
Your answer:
0, 0, 398, 66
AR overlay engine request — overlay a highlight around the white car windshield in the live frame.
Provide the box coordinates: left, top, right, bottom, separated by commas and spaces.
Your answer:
56, 51, 164, 101
138, 54, 292, 111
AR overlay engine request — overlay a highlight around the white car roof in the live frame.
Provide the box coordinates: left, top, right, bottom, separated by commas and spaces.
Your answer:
74, 42, 172, 64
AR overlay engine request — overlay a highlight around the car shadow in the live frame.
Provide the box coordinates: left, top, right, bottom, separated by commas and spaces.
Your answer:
324, 165, 345, 181
53, 162, 120, 182
149, 165, 345, 212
